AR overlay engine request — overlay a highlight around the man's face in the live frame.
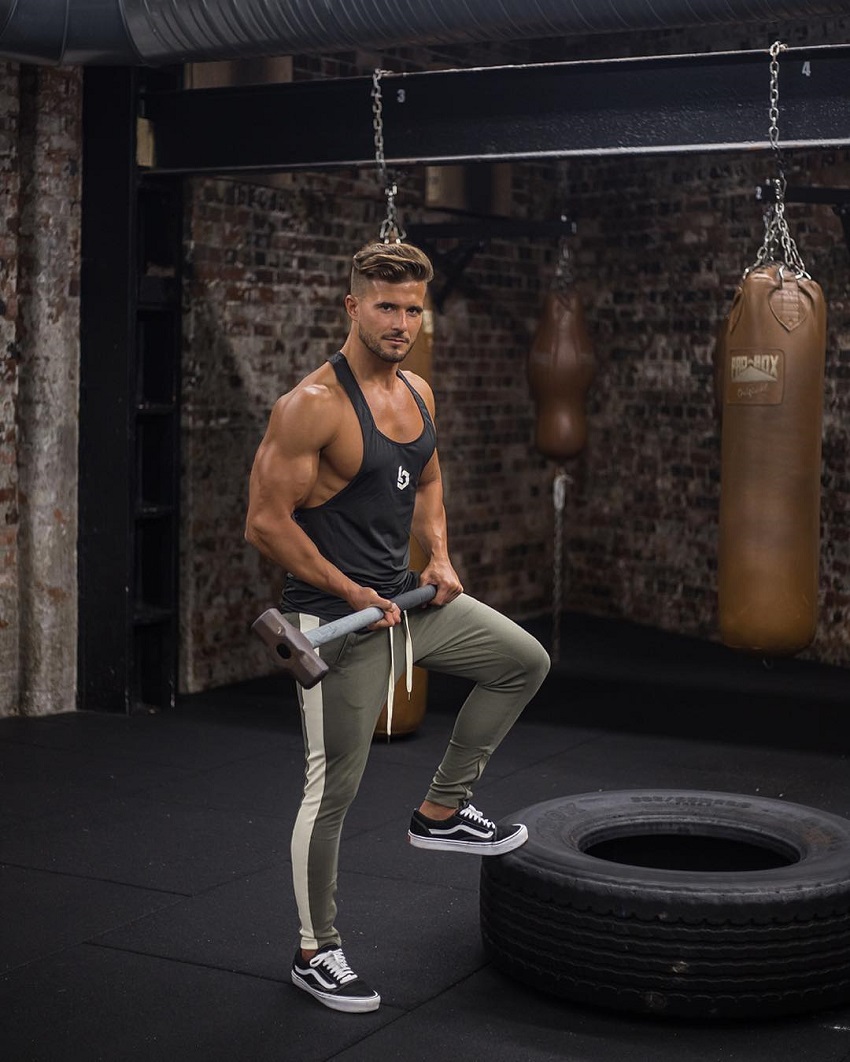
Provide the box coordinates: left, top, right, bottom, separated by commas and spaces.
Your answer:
347, 279, 427, 364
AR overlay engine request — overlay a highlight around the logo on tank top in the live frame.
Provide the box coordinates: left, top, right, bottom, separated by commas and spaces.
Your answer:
397, 466, 411, 490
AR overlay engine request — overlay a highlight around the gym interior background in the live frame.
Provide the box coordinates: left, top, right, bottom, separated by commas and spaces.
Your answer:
1, 13, 849, 718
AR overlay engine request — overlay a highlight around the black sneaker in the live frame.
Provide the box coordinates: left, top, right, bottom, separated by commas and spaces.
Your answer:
291, 944, 381, 1013
407, 802, 528, 855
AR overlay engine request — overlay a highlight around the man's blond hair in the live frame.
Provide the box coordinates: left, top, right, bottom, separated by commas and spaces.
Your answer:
350, 242, 434, 295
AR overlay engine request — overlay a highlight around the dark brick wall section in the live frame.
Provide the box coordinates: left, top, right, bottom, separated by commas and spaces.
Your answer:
560, 147, 850, 667
180, 169, 444, 689
176, 21, 850, 690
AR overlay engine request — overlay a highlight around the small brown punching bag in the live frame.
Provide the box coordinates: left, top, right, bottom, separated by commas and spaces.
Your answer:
527, 289, 595, 460
718, 263, 827, 654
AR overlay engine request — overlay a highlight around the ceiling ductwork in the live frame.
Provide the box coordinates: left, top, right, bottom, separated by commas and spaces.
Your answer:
2, 0, 850, 66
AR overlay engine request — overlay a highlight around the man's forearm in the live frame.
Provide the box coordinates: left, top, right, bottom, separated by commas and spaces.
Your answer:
411, 479, 450, 562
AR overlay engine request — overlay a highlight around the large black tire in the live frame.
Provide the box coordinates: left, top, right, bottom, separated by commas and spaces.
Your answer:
480, 790, 850, 1019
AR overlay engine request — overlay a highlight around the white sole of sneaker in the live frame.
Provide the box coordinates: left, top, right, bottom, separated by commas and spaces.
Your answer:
407, 823, 528, 855
291, 971, 381, 1013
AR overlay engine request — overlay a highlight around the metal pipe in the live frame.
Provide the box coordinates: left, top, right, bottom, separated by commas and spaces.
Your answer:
2, 0, 850, 66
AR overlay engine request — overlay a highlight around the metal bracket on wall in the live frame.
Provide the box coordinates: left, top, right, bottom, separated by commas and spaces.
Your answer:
405, 216, 574, 311
755, 184, 850, 257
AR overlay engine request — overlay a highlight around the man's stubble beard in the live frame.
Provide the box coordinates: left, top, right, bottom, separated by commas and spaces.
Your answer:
358, 325, 410, 364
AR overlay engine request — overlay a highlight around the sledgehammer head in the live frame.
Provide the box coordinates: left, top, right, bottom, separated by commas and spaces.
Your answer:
251, 608, 329, 688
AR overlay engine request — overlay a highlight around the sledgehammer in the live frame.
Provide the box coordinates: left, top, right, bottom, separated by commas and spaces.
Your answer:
251, 584, 437, 688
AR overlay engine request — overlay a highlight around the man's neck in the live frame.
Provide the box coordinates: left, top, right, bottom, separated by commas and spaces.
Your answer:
340, 341, 404, 387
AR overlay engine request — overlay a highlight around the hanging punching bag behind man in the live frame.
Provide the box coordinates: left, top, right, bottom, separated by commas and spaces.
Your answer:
527, 289, 595, 460
718, 264, 826, 654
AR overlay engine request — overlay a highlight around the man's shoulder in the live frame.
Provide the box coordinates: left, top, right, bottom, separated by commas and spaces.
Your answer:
400, 370, 435, 411
269, 363, 347, 442
277, 363, 344, 411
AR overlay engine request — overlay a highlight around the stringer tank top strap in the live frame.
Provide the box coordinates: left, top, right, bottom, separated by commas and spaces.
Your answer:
398, 369, 433, 427
329, 351, 434, 436
328, 351, 372, 426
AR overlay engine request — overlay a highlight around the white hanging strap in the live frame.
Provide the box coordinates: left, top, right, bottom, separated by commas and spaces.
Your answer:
551, 468, 570, 664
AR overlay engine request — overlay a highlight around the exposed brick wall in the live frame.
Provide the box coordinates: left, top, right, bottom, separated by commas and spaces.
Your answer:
558, 147, 850, 663
0, 62, 20, 715
536, 19, 850, 668
180, 18, 850, 691
179, 163, 559, 689
180, 169, 433, 689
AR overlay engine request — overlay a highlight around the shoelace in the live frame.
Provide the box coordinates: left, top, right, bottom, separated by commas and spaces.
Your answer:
314, 948, 357, 985
458, 804, 495, 830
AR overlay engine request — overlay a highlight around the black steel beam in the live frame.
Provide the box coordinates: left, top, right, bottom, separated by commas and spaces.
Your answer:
757, 184, 850, 205
406, 218, 573, 241
142, 45, 850, 175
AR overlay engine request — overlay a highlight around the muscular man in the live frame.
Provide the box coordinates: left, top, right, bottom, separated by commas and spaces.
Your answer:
245, 242, 550, 1014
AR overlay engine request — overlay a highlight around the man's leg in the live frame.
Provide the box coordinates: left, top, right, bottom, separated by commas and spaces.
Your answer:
405, 594, 550, 850
290, 618, 391, 951
288, 616, 392, 1014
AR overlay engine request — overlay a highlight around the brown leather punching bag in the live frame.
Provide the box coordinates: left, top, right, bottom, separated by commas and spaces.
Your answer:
527, 290, 595, 460
718, 263, 826, 654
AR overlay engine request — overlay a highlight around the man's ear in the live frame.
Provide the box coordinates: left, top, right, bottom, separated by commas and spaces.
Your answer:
344, 293, 358, 320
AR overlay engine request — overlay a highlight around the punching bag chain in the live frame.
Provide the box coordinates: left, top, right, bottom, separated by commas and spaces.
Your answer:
551, 468, 571, 664
371, 69, 406, 244
751, 42, 808, 278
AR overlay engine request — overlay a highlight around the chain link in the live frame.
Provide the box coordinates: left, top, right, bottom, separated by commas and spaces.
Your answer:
371, 69, 406, 244
750, 41, 808, 277
551, 468, 571, 663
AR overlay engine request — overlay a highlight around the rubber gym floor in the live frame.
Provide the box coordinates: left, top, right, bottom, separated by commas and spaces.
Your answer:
2, 611, 850, 1062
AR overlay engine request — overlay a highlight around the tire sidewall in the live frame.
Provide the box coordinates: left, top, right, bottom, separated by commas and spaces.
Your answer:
491, 790, 850, 922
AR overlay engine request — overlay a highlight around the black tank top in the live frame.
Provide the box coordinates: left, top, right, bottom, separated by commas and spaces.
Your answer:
281, 352, 437, 620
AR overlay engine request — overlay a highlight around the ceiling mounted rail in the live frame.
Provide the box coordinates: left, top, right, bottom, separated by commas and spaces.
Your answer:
140, 45, 850, 174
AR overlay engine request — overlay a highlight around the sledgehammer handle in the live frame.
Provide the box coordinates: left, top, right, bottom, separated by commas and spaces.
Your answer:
250, 585, 438, 689
309, 584, 437, 647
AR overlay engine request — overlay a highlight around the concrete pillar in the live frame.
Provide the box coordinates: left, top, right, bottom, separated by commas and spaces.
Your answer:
0, 62, 21, 716
15, 65, 82, 716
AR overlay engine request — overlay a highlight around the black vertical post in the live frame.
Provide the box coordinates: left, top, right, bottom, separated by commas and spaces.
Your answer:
79, 66, 184, 712
133, 169, 183, 711
79, 66, 138, 712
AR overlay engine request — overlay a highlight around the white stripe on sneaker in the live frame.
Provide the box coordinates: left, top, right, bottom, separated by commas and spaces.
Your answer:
427, 823, 494, 839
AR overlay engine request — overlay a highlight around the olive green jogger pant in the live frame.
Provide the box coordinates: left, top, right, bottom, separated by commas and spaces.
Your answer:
288, 593, 550, 951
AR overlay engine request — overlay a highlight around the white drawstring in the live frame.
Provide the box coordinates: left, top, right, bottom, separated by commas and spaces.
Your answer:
384, 611, 415, 740
404, 610, 413, 698
386, 627, 395, 739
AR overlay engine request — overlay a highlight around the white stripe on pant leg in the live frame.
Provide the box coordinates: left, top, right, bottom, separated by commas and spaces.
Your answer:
290, 613, 325, 950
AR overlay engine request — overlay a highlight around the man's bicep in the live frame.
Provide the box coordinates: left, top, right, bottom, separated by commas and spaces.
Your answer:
252, 437, 318, 514
251, 391, 332, 513
417, 449, 443, 488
